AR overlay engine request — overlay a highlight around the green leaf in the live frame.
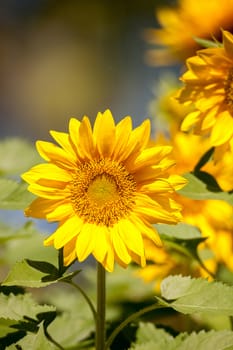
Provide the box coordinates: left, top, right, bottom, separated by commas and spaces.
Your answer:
194, 147, 214, 171
130, 322, 233, 350
178, 173, 233, 204
26, 259, 59, 276
155, 223, 209, 273
6, 323, 56, 350
158, 275, 233, 315
0, 178, 35, 209
2, 259, 80, 288
155, 223, 201, 239
0, 138, 41, 176
178, 330, 233, 350
2, 260, 58, 288
0, 293, 55, 321
0, 318, 18, 337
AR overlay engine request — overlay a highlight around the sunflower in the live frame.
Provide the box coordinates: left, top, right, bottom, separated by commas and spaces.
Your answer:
177, 30, 233, 155
145, 0, 233, 65
22, 110, 186, 272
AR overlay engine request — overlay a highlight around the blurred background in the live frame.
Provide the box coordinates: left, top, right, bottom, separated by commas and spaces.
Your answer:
0, 0, 171, 141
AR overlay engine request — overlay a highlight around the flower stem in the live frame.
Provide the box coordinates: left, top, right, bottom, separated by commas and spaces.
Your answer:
104, 303, 165, 350
96, 262, 106, 350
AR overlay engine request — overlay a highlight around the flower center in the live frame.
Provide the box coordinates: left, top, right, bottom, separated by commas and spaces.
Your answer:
225, 67, 233, 115
70, 159, 136, 226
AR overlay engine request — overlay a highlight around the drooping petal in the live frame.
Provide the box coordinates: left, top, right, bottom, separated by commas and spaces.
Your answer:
75, 223, 95, 261
110, 224, 131, 265
117, 219, 145, 260
63, 236, 77, 266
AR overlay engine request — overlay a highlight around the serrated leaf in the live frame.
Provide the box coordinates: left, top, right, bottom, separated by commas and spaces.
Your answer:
178, 173, 233, 204
130, 322, 233, 350
130, 322, 184, 350
0, 318, 17, 337
0, 138, 41, 176
0, 293, 55, 321
0, 178, 35, 209
6, 323, 56, 350
178, 330, 233, 350
159, 275, 233, 315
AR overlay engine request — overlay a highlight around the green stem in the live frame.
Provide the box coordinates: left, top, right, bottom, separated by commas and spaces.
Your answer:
96, 262, 106, 350
68, 280, 97, 322
104, 303, 165, 350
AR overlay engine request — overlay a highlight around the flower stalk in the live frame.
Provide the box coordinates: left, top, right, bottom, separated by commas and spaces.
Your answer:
96, 262, 106, 350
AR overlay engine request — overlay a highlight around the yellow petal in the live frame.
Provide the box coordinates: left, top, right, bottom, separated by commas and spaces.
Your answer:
92, 225, 109, 263
110, 224, 131, 265
130, 213, 161, 246
63, 236, 77, 266
27, 183, 70, 199
135, 193, 179, 223
211, 111, 233, 146
129, 146, 172, 172
22, 163, 72, 184
93, 109, 116, 157
52, 215, 83, 249
140, 178, 173, 193
181, 111, 201, 131
50, 130, 76, 157
118, 119, 151, 163
25, 198, 60, 219
75, 223, 95, 261
112, 116, 132, 160
117, 219, 144, 258
78, 116, 96, 159
36, 140, 77, 169
102, 245, 115, 272
223, 30, 233, 58
46, 202, 72, 222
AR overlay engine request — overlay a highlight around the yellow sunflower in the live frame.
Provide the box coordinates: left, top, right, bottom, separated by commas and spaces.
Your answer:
22, 109, 186, 272
145, 0, 233, 65
177, 30, 233, 155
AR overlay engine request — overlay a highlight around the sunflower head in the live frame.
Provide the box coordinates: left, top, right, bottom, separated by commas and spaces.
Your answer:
177, 30, 233, 157
145, 0, 233, 65
22, 109, 186, 272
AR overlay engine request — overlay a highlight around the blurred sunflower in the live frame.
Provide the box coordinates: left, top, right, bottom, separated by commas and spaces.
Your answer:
138, 130, 233, 286
177, 30, 233, 157
145, 0, 233, 65
22, 110, 186, 272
